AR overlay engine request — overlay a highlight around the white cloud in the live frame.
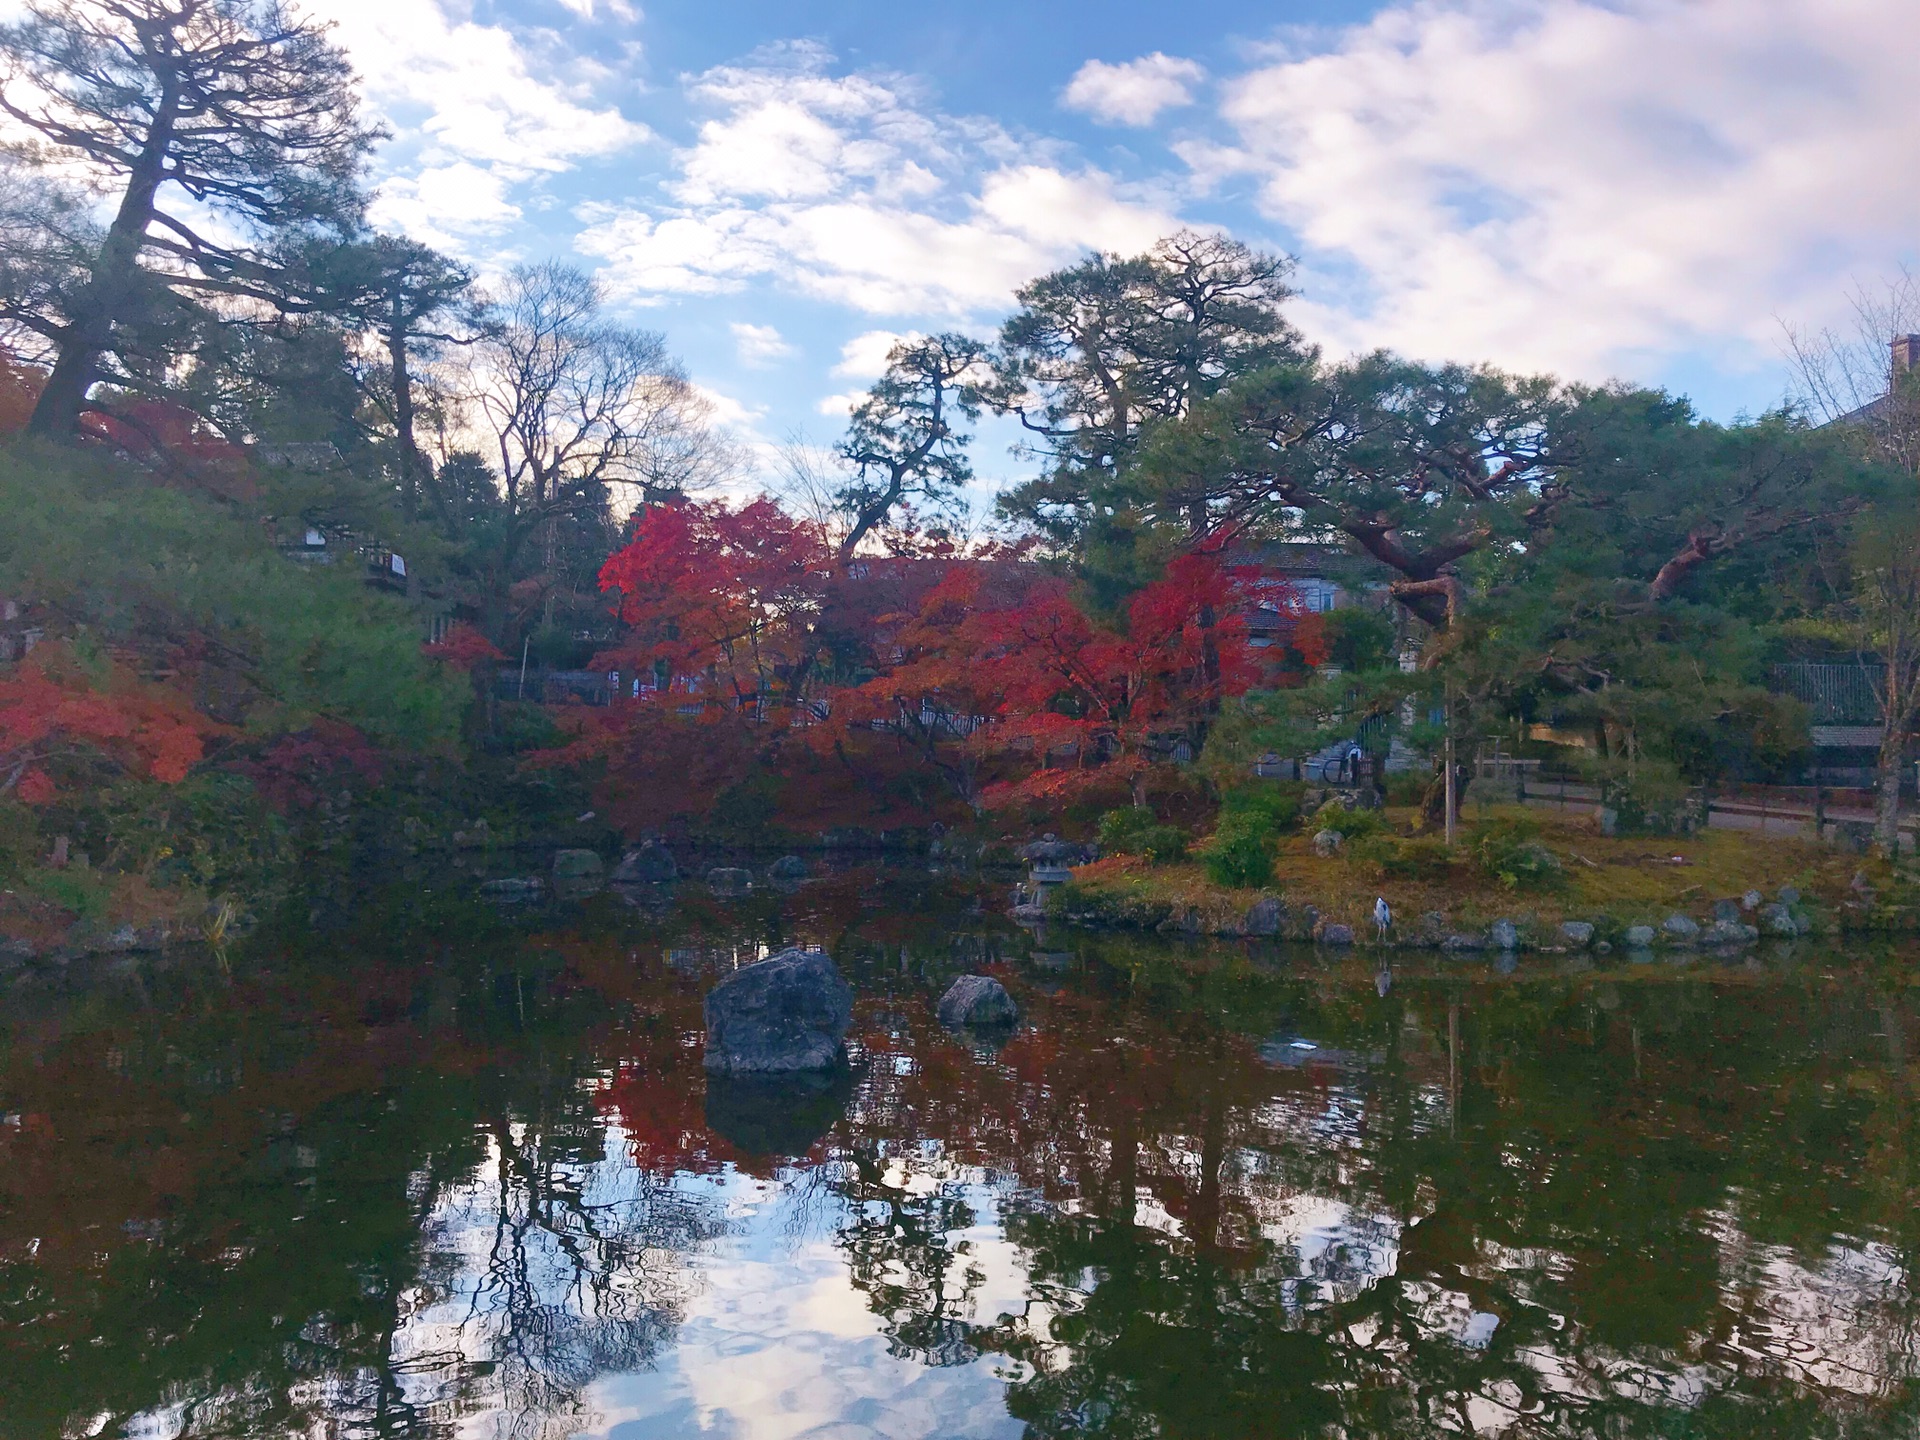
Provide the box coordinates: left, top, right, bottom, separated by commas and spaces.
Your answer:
578, 48, 1180, 315
1214, 0, 1920, 381
833, 329, 914, 378
1062, 53, 1206, 127
730, 321, 794, 367
815, 389, 867, 417
325, 0, 649, 251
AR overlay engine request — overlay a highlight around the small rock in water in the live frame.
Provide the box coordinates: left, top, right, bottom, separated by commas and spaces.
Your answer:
1623, 924, 1656, 949
1559, 921, 1594, 946
1661, 914, 1700, 943
704, 948, 853, 1074
1315, 921, 1354, 946
767, 854, 810, 885
1707, 919, 1760, 947
1243, 897, 1284, 937
1312, 829, 1345, 858
1490, 918, 1520, 951
936, 974, 1020, 1027
706, 866, 754, 896
551, 849, 604, 879
1741, 889, 1762, 911
612, 843, 678, 884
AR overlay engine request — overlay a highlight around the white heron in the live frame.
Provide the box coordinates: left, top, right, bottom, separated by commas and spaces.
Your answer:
1373, 896, 1391, 942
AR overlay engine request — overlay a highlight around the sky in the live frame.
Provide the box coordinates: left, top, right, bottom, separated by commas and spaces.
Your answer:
308, 0, 1920, 488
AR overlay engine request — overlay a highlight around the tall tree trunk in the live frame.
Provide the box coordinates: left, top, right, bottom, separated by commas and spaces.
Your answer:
1874, 724, 1906, 858
29, 82, 178, 439
387, 299, 424, 517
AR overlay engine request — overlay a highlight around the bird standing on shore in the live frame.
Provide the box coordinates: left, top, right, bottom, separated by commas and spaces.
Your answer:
1373, 896, 1391, 942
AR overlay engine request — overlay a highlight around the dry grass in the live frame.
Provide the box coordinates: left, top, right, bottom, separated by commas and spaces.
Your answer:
1067, 805, 1871, 933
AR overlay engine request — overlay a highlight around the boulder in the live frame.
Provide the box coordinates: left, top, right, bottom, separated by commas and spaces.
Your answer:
1490, 918, 1520, 951
1758, 902, 1800, 936
551, 849, 604, 879
1741, 889, 1763, 911
1560, 921, 1595, 947
767, 854, 810, 885
1315, 921, 1355, 946
1712, 898, 1741, 924
1243, 897, 1284, 937
612, 843, 678, 884
1661, 914, 1700, 944
936, 974, 1020, 1027
706, 866, 754, 896
1441, 933, 1486, 952
1623, 924, 1657, 948
1312, 829, 1345, 858
703, 948, 853, 1074
480, 876, 544, 903
1707, 919, 1760, 947
1778, 885, 1801, 907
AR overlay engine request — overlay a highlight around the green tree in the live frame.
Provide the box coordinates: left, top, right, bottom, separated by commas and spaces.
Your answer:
0, 0, 378, 437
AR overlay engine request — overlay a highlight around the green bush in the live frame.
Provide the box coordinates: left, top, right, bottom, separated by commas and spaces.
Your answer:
1349, 833, 1454, 880
1312, 799, 1387, 840
1203, 815, 1273, 888
1469, 817, 1564, 890
1096, 807, 1190, 864
1218, 783, 1304, 834
0, 799, 42, 883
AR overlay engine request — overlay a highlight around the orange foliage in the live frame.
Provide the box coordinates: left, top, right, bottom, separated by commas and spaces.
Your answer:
81, 398, 256, 499
0, 648, 218, 804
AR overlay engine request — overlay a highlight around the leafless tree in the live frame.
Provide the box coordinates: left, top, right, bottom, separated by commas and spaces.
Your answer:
1782, 270, 1920, 477
459, 261, 735, 629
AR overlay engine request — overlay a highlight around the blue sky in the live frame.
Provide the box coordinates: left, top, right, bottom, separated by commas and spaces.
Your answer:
323, 0, 1920, 492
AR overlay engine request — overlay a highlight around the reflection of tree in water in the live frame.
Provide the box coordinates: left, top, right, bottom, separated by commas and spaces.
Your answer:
808, 950, 1920, 1439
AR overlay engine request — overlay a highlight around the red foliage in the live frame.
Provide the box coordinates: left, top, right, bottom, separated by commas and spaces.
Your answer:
596, 496, 832, 711
238, 720, 384, 813
423, 624, 504, 672
0, 649, 217, 804
0, 357, 44, 436
81, 399, 256, 499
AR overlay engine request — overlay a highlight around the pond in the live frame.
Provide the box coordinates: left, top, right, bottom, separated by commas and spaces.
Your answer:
4, 872, 1920, 1439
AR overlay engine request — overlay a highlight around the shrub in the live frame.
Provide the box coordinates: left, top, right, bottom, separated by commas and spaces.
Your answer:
1469, 817, 1563, 890
1312, 799, 1387, 841
1218, 783, 1304, 835
1349, 833, 1454, 880
1096, 806, 1190, 864
1203, 814, 1273, 888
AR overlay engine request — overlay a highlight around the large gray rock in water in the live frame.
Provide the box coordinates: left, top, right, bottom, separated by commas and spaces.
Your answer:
612, 843, 678, 883
1490, 918, 1520, 951
1661, 913, 1700, 943
704, 948, 852, 1074
937, 974, 1020, 1027
1707, 918, 1760, 947
1623, 925, 1657, 949
1316, 920, 1354, 946
1560, 921, 1594, 947
1243, 897, 1284, 937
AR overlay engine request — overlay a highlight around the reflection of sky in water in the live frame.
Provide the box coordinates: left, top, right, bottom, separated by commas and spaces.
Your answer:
582, 1170, 1025, 1440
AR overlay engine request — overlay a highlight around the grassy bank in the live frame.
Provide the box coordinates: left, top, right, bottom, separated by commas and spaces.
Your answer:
1048, 805, 1899, 943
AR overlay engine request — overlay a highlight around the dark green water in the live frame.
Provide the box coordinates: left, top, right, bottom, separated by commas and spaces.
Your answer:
6, 876, 1920, 1438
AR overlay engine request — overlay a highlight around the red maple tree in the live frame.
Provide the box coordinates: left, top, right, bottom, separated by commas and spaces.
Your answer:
0, 648, 217, 805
